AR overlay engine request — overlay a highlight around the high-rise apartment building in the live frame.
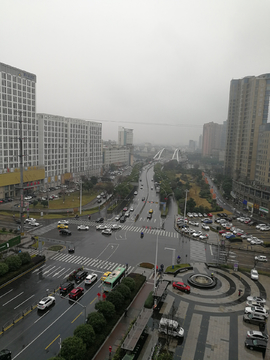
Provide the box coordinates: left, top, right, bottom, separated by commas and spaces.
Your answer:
118, 127, 133, 146
225, 74, 270, 182
202, 122, 224, 157
0, 62, 44, 199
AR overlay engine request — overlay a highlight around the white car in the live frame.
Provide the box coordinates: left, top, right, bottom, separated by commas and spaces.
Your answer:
85, 273, 98, 285
250, 239, 264, 245
202, 225, 210, 230
25, 218, 36, 223
102, 229, 112, 235
77, 225, 89, 231
58, 220, 69, 225
24, 196, 32, 200
37, 296, 55, 310
192, 231, 202, 237
245, 306, 268, 318
247, 296, 266, 304
134, 191, 138, 195
129, 207, 134, 212
199, 234, 209, 240
29, 221, 40, 227
96, 224, 107, 230
261, 226, 270, 231
111, 224, 122, 230
250, 269, 259, 280
255, 255, 267, 262
256, 224, 266, 230
222, 232, 232, 237
115, 215, 120, 221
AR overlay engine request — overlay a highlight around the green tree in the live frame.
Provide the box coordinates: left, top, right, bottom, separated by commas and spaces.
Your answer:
41, 200, 48, 208
74, 324, 95, 348
32, 199, 38, 207
0, 262, 9, 276
5, 255, 22, 271
157, 351, 173, 360
18, 252, 31, 265
186, 198, 196, 212
87, 312, 106, 333
59, 336, 86, 360
48, 357, 66, 360
121, 277, 135, 291
106, 290, 125, 310
115, 283, 131, 299
95, 301, 116, 320
90, 176, 98, 185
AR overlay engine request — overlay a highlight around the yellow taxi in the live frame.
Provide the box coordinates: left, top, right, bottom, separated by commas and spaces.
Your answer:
149, 209, 153, 214
57, 224, 69, 229
101, 271, 111, 281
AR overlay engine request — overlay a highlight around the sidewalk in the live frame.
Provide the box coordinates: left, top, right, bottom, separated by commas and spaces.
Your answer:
93, 271, 154, 360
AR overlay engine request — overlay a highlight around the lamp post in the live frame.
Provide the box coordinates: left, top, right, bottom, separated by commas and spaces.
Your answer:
184, 189, 189, 220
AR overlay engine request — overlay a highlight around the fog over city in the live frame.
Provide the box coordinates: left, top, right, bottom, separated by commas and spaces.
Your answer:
2, 0, 270, 145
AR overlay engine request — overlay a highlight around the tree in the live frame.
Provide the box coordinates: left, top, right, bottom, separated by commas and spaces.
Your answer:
121, 277, 135, 291
106, 290, 125, 310
74, 324, 95, 348
48, 357, 66, 360
115, 283, 131, 299
5, 255, 22, 271
0, 262, 9, 276
59, 336, 86, 360
41, 200, 48, 208
18, 252, 31, 265
95, 301, 116, 320
90, 176, 98, 185
87, 312, 106, 333
186, 198, 196, 212
32, 199, 38, 208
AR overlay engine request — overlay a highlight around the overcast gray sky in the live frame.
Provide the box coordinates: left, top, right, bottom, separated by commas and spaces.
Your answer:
2, 0, 270, 146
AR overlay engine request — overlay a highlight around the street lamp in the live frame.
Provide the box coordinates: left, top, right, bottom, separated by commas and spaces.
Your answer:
184, 189, 189, 220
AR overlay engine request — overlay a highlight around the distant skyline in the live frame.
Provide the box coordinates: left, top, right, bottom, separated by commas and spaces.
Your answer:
2, 0, 270, 145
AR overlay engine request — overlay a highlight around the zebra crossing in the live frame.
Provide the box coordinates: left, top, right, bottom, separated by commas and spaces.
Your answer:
32, 219, 180, 239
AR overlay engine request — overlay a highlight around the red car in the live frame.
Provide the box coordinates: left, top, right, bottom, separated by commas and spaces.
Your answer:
219, 230, 227, 234
172, 282, 190, 293
208, 213, 213, 217
69, 287, 84, 300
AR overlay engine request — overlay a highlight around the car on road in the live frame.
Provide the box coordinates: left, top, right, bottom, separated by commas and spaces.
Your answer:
29, 221, 40, 226
101, 271, 111, 281
96, 224, 107, 230
192, 231, 202, 237
69, 287, 84, 300
255, 255, 267, 262
0, 349, 12, 360
243, 313, 266, 325
75, 271, 88, 283
172, 282, 190, 293
24, 218, 36, 224
245, 338, 267, 352
59, 282, 74, 295
37, 296, 55, 310
120, 216, 126, 223
85, 273, 98, 285
129, 207, 134, 212
134, 191, 138, 195
102, 229, 112, 235
115, 215, 120, 221
124, 211, 130, 217
57, 224, 68, 229
246, 330, 269, 341
95, 217, 104, 223
77, 225, 89, 231
111, 224, 122, 230
59, 229, 71, 235
149, 209, 153, 214
245, 306, 268, 318
147, 213, 152, 220
142, 197, 145, 201
199, 234, 209, 240
58, 220, 69, 225
250, 269, 259, 280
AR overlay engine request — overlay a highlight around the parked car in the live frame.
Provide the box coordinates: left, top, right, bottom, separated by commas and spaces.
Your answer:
245, 338, 267, 352
69, 287, 84, 300
85, 273, 98, 285
243, 313, 266, 326
59, 282, 74, 295
199, 234, 209, 240
172, 282, 190, 293
202, 224, 210, 230
245, 306, 268, 318
247, 296, 266, 304
37, 296, 55, 310
246, 330, 269, 341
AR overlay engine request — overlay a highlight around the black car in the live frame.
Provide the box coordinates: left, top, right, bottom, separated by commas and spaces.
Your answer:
75, 270, 88, 282
95, 217, 104, 223
0, 349, 11, 360
59, 229, 71, 235
147, 214, 152, 219
245, 338, 267, 352
142, 197, 145, 201
59, 281, 74, 295
120, 216, 126, 223
68, 247, 75, 253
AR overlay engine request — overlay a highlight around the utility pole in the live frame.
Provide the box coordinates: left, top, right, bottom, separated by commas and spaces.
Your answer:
184, 189, 189, 220
18, 111, 24, 236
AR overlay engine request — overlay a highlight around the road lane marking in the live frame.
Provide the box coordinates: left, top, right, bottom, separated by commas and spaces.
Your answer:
34, 310, 50, 323
2, 292, 24, 306
14, 295, 35, 309
45, 334, 60, 350
0, 288, 13, 298
210, 245, 213, 256
71, 312, 82, 323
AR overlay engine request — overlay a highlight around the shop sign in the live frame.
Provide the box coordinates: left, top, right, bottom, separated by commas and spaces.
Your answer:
259, 206, 269, 214
247, 202, 253, 208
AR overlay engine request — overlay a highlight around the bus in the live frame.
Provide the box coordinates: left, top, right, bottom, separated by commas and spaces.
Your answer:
102, 266, 126, 292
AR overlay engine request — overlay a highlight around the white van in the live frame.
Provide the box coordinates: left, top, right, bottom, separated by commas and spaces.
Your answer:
158, 318, 184, 337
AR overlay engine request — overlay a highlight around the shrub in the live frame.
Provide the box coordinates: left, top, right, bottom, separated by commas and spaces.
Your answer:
95, 300, 116, 320
121, 277, 136, 291
59, 336, 86, 360
0, 262, 9, 276
73, 324, 95, 348
18, 252, 31, 265
5, 254, 22, 271
87, 312, 106, 333
2, 227, 6, 232
144, 291, 154, 309
115, 283, 131, 299
106, 290, 125, 310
